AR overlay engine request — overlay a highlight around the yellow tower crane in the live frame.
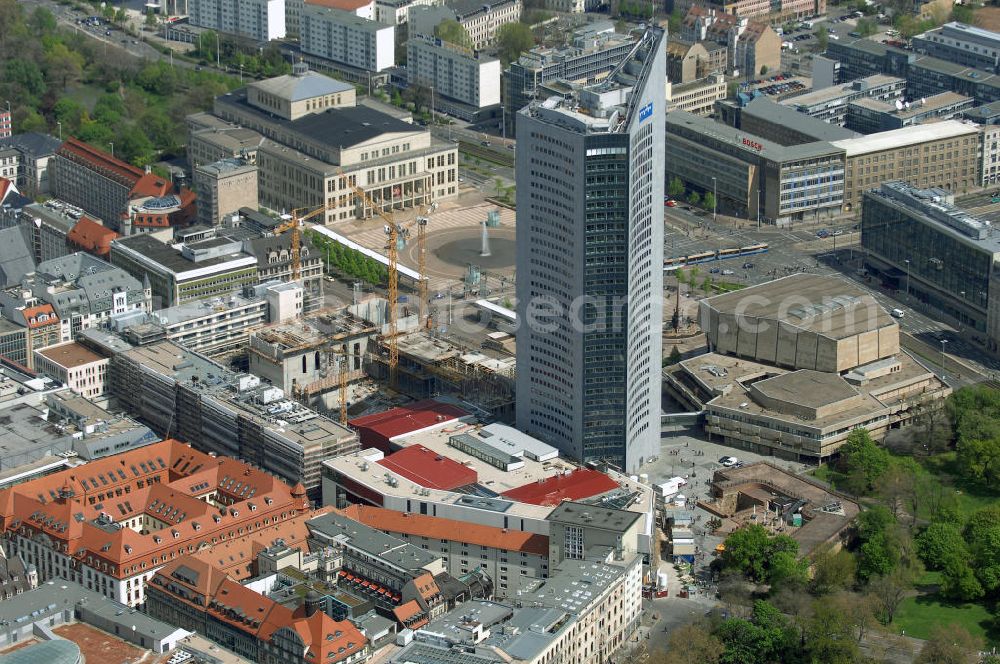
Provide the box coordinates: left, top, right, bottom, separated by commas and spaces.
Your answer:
339, 343, 349, 425
336, 172, 401, 387
272, 203, 339, 280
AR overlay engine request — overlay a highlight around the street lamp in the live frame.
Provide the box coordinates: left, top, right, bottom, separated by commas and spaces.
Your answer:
711, 177, 717, 223
109, 142, 114, 158
56, 121, 62, 140
904, 259, 910, 298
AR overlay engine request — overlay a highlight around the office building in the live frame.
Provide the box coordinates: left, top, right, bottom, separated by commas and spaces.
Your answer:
826, 37, 1000, 106
667, 74, 728, 115
406, 35, 502, 121
245, 232, 324, 308
0, 579, 191, 654
16, 202, 77, 263
108, 340, 359, 496
189, 0, 286, 41
300, 4, 395, 73
110, 234, 258, 308
863, 182, 1000, 350
912, 21, 1000, 73
546, 501, 643, 566
738, 96, 860, 145
49, 139, 192, 233
847, 91, 974, 134
965, 99, 1000, 124
0, 439, 316, 606
0, 389, 157, 487
322, 422, 655, 560
665, 111, 845, 224
0, 144, 17, 181
830, 120, 980, 213
392, 550, 642, 664
207, 72, 457, 223
0, 252, 149, 342
503, 23, 633, 134
781, 74, 906, 126
193, 158, 259, 226
677, 274, 950, 458
340, 504, 549, 597
33, 341, 109, 399
186, 116, 264, 169
514, 28, 664, 473
113, 281, 300, 355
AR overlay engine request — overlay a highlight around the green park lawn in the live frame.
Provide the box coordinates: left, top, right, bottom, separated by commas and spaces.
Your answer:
895, 594, 998, 645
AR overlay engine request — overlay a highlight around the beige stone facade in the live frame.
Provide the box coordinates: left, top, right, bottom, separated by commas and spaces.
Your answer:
832, 120, 980, 213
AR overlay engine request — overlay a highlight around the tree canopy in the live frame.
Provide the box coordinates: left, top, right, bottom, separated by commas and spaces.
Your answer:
838, 428, 890, 494
719, 525, 807, 586
496, 23, 534, 65
433, 19, 472, 48
949, 385, 1000, 484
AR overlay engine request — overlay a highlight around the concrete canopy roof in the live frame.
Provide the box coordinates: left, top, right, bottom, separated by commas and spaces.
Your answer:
702, 273, 895, 341
751, 370, 859, 411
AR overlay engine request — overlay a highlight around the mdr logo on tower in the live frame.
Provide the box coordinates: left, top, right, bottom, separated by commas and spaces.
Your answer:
639, 102, 653, 123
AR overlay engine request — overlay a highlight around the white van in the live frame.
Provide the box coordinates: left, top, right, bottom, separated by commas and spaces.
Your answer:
891, 308, 905, 319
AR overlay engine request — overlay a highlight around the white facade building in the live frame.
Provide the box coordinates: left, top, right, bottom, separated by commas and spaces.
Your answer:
300, 4, 395, 72
189, 0, 287, 41
406, 35, 501, 119
375, 0, 439, 24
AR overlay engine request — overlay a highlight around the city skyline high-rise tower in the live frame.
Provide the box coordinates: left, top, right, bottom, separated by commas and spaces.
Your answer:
514, 28, 665, 473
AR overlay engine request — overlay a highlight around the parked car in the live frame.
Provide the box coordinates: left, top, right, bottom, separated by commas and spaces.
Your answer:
719, 456, 739, 467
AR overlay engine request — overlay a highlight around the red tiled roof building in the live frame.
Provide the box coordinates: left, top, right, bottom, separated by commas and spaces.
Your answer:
49, 138, 196, 233
147, 555, 368, 664
349, 399, 470, 452
0, 439, 315, 607
67, 217, 118, 259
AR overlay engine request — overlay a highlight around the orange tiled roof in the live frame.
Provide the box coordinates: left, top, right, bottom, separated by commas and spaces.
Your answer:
150, 554, 367, 663
191, 505, 334, 582
0, 439, 311, 580
340, 504, 549, 556
392, 599, 424, 624
21, 304, 58, 329
130, 172, 172, 199
297, 611, 367, 664
57, 138, 144, 187
67, 217, 118, 258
